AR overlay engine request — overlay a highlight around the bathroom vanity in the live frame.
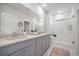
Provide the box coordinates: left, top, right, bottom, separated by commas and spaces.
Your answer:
0, 34, 51, 56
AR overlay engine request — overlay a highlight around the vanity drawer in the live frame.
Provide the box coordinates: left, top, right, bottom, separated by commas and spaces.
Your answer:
0, 39, 36, 56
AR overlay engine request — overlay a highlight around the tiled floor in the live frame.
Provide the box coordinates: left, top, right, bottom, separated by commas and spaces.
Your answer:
49, 47, 70, 56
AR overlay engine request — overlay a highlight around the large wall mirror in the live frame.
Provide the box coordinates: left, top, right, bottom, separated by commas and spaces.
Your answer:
1, 12, 18, 34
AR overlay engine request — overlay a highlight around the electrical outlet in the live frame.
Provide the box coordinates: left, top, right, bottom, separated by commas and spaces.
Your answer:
72, 41, 75, 44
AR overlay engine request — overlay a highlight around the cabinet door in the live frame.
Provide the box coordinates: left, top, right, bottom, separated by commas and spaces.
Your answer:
41, 35, 51, 55
36, 38, 42, 56
36, 35, 50, 56
0, 38, 35, 56
41, 36, 46, 54
11, 43, 36, 56
46, 35, 51, 49
11, 48, 25, 56
42, 35, 50, 54
36, 36, 46, 56
24, 43, 36, 56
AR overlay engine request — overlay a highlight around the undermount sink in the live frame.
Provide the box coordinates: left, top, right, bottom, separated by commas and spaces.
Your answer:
6, 35, 28, 40
27, 32, 42, 35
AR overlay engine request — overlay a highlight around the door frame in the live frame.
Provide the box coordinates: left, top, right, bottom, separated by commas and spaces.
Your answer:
73, 4, 79, 55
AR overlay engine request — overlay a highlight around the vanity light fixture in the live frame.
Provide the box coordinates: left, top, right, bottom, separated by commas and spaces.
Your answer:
58, 10, 62, 13
42, 3, 46, 7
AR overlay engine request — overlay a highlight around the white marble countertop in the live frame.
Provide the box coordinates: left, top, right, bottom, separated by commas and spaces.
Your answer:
0, 33, 49, 48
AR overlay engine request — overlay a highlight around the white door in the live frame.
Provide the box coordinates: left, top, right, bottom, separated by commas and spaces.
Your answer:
76, 9, 79, 55
52, 20, 74, 45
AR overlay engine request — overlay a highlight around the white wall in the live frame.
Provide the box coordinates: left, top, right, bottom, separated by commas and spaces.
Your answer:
44, 12, 51, 33
38, 18, 45, 33
30, 18, 39, 31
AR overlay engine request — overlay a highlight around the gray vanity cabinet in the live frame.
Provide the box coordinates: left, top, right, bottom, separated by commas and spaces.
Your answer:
36, 37, 43, 56
36, 35, 51, 56
11, 42, 36, 56
0, 34, 51, 56
44, 35, 51, 50
0, 38, 36, 56
42, 35, 51, 55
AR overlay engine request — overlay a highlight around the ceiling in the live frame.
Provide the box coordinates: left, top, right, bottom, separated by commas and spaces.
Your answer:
38, 3, 75, 14
5, 3, 40, 19
2, 3, 77, 19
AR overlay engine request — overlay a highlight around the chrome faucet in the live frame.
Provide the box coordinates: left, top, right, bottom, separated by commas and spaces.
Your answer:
11, 32, 18, 37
